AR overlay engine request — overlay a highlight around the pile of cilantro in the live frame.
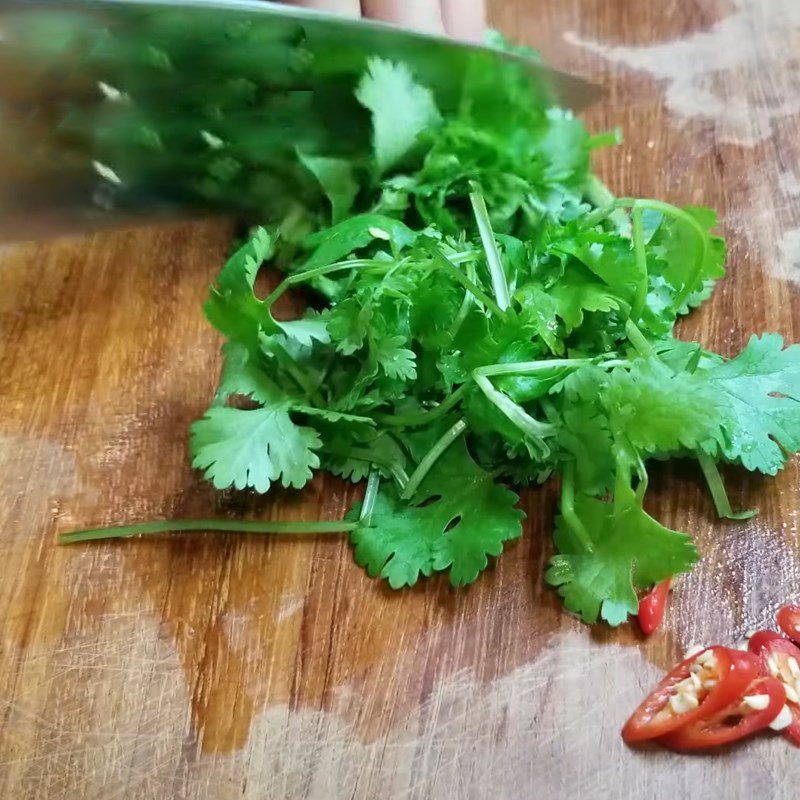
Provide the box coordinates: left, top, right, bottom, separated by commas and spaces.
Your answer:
51, 12, 800, 626
185, 53, 800, 628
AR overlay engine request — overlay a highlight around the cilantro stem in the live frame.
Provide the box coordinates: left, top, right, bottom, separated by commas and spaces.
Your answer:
579, 203, 616, 230
376, 357, 628, 427
617, 198, 709, 311
469, 187, 511, 312
375, 383, 469, 427
583, 194, 709, 311
560, 462, 594, 553
449, 260, 477, 339
587, 128, 622, 150
476, 358, 590, 378
630, 204, 648, 322
584, 176, 631, 236
540, 397, 559, 424
624, 318, 656, 359
696, 451, 757, 521
428, 247, 503, 317
478, 356, 629, 378
59, 519, 356, 544
634, 453, 649, 500
400, 419, 467, 500
265, 258, 390, 308
360, 469, 380, 526
474, 373, 554, 455
272, 340, 324, 404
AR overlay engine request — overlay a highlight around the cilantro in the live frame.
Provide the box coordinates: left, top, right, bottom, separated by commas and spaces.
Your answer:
705, 334, 800, 474
190, 406, 321, 493
47, 16, 800, 629
356, 57, 441, 175
348, 438, 524, 588
602, 360, 728, 455
297, 151, 359, 225
373, 335, 417, 381
547, 482, 698, 625
204, 227, 274, 351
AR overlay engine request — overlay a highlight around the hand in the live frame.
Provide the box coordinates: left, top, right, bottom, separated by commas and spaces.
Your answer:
280, 0, 487, 42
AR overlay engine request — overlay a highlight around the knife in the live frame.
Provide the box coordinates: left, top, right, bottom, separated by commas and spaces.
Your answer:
0, 0, 600, 241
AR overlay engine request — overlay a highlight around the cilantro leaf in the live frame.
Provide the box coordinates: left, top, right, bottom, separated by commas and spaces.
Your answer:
205, 228, 329, 348
556, 407, 615, 496
604, 360, 728, 455
651, 206, 726, 291
190, 407, 321, 492
349, 438, 524, 588
546, 485, 698, 625
327, 297, 374, 355
276, 311, 331, 347
325, 431, 408, 484
552, 230, 637, 301
514, 284, 563, 354
372, 335, 417, 381
356, 57, 441, 174
214, 342, 284, 406
204, 227, 273, 351
705, 334, 800, 474
297, 151, 359, 224
549, 264, 621, 333
302, 214, 417, 271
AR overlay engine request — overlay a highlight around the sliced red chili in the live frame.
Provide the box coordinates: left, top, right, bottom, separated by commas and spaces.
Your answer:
759, 637, 800, 746
777, 605, 800, 647
638, 579, 671, 635
748, 629, 785, 655
660, 676, 786, 750
729, 648, 761, 676
622, 646, 758, 744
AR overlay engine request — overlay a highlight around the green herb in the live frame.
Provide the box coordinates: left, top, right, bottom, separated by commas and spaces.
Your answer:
55, 19, 800, 628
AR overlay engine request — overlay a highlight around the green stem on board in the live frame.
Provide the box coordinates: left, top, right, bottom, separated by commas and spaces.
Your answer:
60, 519, 355, 545
696, 451, 757, 521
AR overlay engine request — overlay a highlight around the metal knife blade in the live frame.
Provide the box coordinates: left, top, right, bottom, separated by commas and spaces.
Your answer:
0, 0, 600, 241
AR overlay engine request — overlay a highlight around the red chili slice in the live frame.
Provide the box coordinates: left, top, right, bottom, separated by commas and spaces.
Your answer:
660, 676, 786, 750
777, 605, 800, 647
638, 579, 671, 635
759, 637, 800, 746
622, 646, 758, 744
729, 648, 761, 675
748, 629, 785, 655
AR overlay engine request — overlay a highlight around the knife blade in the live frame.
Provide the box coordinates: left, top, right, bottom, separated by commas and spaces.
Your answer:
0, 0, 600, 241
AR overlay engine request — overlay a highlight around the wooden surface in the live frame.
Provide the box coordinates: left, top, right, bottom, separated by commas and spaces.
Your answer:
2, 0, 800, 797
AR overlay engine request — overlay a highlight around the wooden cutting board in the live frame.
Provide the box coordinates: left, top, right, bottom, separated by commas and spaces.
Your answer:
2, 1, 800, 797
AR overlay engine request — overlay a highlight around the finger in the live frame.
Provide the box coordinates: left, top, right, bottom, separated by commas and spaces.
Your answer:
440, 0, 486, 43
281, 0, 361, 17
361, 0, 446, 36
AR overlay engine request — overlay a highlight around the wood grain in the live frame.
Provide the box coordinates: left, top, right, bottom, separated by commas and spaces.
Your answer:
2, 0, 800, 797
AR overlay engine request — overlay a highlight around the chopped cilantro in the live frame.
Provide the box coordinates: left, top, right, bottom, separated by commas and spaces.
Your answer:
49, 15, 800, 627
